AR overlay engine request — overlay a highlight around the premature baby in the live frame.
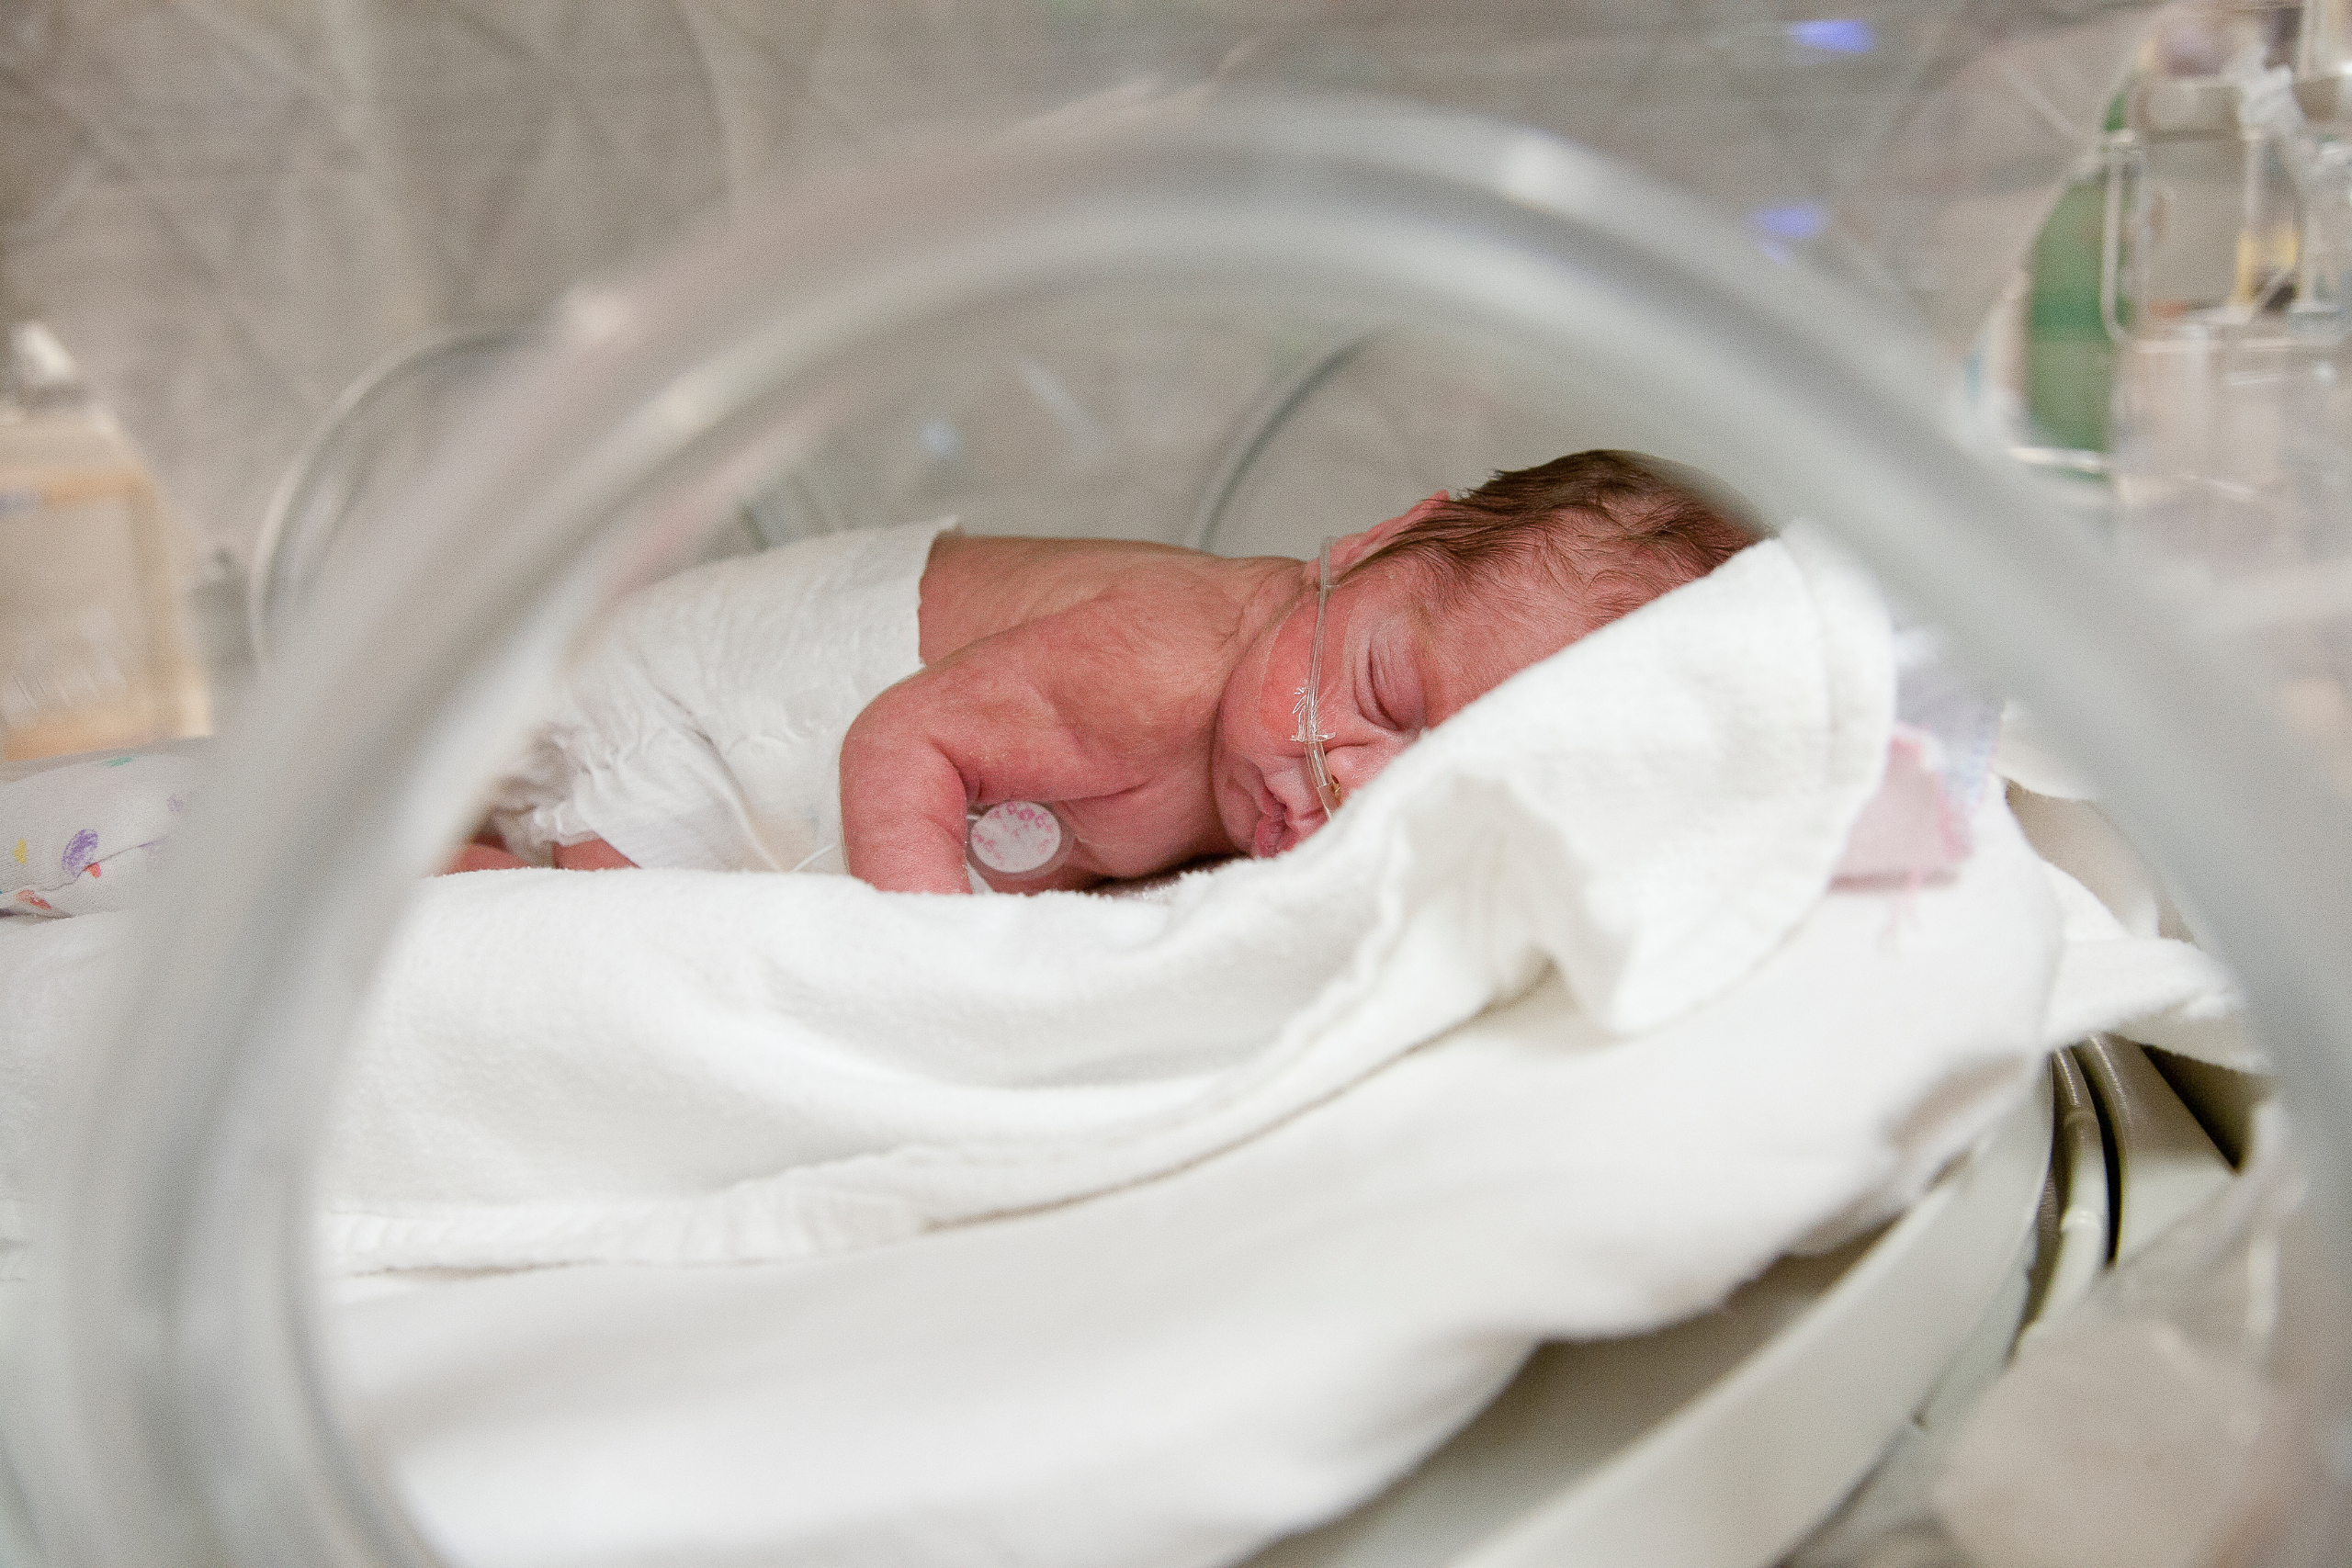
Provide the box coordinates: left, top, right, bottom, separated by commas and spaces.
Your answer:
475, 451, 1752, 894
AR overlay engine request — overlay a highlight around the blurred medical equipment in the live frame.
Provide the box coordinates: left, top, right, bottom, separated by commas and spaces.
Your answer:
0, 324, 205, 760
2106, 0, 2352, 795
6, 4, 2352, 1568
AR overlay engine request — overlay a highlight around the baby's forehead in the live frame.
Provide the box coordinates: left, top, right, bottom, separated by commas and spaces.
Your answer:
1360, 549, 1570, 626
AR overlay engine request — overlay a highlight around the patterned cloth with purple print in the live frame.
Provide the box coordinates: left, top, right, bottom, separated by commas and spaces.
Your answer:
2, 751, 201, 918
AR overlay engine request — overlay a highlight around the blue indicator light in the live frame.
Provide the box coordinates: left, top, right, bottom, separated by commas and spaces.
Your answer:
920, 417, 962, 459
1748, 202, 1828, 243
1788, 18, 1875, 54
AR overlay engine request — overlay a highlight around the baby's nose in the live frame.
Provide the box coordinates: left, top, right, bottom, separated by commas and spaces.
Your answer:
1328, 731, 1418, 796
1267, 757, 1329, 820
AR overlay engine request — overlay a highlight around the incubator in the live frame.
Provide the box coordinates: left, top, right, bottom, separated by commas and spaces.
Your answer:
5, 4, 2352, 1567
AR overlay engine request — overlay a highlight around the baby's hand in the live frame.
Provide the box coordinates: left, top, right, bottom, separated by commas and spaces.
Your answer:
838, 712, 978, 895
553, 837, 637, 871
841, 570, 1243, 893
443, 841, 528, 874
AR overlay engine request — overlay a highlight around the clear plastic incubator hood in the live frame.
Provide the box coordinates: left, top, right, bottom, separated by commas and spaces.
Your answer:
7, 5, 2352, 1567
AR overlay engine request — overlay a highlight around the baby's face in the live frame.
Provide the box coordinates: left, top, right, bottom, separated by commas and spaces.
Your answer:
1210, 525, 1578, 859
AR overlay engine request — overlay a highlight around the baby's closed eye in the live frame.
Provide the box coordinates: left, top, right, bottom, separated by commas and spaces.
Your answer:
1362, 641, 1423, 734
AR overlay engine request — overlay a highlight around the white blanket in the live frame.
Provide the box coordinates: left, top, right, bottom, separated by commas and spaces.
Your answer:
0, 528, 2244, 1568
314, 530, 1894, 1270
325, 793, 2237, 1568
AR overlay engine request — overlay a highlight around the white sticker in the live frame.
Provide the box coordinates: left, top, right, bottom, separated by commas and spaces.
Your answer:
967, 800, 1063, 875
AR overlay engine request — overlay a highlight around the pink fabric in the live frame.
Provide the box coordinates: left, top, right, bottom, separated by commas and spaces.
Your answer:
1835, 726, 1973, 886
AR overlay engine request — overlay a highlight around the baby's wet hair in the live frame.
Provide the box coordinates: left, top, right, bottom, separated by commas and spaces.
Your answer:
1351, 450, 1757, 632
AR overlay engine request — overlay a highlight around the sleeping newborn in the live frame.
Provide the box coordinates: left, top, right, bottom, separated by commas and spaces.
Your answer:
479, 450, 1752, 893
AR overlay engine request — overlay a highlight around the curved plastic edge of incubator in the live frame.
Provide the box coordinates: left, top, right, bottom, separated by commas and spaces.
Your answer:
17, 89, 2352, 1568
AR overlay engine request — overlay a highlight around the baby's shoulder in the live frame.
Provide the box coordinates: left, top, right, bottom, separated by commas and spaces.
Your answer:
923, 535, 1223, 652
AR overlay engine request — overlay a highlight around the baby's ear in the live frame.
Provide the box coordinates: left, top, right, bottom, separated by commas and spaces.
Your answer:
1329, 492, 1447, 575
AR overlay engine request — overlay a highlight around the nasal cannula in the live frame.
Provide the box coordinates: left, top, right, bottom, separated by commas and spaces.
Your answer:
1293, 537, 1345, 816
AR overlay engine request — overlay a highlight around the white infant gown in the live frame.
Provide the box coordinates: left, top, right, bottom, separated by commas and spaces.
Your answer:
491, 518, 956, 875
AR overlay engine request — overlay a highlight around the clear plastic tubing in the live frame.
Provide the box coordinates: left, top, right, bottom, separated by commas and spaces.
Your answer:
18, 96, 2352, 1565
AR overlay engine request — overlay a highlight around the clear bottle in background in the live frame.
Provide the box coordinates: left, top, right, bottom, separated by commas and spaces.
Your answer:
0, 321, 209, 761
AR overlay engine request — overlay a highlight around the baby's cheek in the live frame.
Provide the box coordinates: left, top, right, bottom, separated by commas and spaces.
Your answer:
1340, 732, 1417, 793
1259, 611, 1330, 740
1255, 666, 1301, 742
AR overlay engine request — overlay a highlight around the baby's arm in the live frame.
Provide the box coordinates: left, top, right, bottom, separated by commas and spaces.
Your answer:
839, 651, 1074, 895
840, 607, 1151, 895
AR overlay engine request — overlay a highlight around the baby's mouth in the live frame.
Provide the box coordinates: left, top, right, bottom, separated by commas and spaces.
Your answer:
1251, 777, 1329, 858
1253, 800, 1289, 859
